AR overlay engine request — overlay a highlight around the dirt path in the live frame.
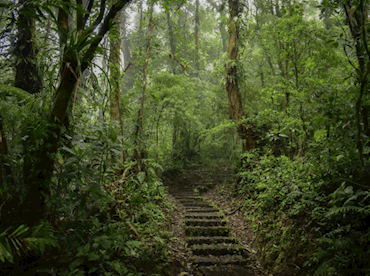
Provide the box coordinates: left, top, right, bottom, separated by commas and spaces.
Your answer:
164, 164, 265, 276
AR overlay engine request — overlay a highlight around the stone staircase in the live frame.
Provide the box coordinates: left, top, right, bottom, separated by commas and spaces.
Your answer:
168, 165, 252, 275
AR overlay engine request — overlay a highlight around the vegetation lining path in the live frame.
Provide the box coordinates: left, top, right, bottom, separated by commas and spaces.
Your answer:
166, 164, 262, 275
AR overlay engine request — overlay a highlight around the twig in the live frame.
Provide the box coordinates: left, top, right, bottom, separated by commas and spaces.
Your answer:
0, 197, 9, 211
126, 221, 141, 239
338, 178, 370, 189
123, 61, 131, 73
287, 263, 301, 270
151, 47, 192, 74
121, 166, 131, 180
226, 205, 243, 215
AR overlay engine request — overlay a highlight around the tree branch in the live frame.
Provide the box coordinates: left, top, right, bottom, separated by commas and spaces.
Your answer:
82, 0, 131, 70
82, 0, 95, 30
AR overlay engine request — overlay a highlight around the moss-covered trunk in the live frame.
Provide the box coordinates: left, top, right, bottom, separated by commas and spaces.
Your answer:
226, 0, 255, 151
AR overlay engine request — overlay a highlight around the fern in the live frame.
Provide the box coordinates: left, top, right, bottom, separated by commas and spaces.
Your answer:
25, 221, 57, 254
0, 84, 32, 100
326, 205, 370, 217
0, 222, 57, 263
0, 224, 29, 263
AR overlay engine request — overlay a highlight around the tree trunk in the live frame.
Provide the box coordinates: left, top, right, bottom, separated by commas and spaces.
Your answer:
166, 1, 177, 73
109, 9, 124, 166
220, 20, 228, 53
195, 0, 200, 72
13, 0, 42, 95
0, 113, 13, 189
343, 1, 370, 170
20, 0, 132, 227
226, 0, 255, 151
207, 0, 228, 53
136, 1, 154, 172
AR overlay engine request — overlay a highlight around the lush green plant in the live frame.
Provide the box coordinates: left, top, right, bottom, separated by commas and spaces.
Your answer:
0, 222, 57, 263
235, 148, 370, 275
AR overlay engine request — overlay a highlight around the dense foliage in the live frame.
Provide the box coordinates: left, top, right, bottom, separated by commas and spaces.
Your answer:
0, 0, 369, 275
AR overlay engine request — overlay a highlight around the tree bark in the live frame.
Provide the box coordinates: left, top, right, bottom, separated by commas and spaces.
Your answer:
13, 0, 42, 95
20, 0, 132, 227
226, 0, 255, 151
121, 12, 134, 100
109, 9, 124, 165
0, 113, 13, 189
136, 1, 154, 172
166, 1, 177, 73
343, 0, 370, 170
207, 0, 228, 53
195, 0, 200, 72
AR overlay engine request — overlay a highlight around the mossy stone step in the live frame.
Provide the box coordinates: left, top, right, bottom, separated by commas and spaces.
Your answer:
177, 196, 202, 200
191, 255, 248, 266
191, 244, 245, 256
197, 265, 252, 276
187, 236, 238, 246
185, 212, 222, 219
185, 218, 226, 227
172, 193, 196, 197
178, 198, 205, 203
190, 255, 248, 266
182, 202, 211, 207
185, 226, 229, 237
186, 207, 219, 213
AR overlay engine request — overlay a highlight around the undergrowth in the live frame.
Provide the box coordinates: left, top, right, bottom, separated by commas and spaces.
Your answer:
234, 150, 370, 276
1, 119, 174, 275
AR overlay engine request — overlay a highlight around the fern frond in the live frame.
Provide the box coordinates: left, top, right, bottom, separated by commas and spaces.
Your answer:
0, 84, 34, 101
326, 205, 370, 217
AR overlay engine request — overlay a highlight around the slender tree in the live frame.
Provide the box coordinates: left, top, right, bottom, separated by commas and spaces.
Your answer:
109, 8, 124, 166
225, 0, 255, 151
166, 0, 177, 73
195, 0, 200, 71
136, 1, 154, 172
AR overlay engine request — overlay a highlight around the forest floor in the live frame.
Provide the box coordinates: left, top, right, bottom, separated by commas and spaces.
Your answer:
163, 163, 266, 276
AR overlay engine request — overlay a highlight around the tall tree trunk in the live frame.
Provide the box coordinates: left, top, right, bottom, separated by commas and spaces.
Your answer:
19, 1, 132, 227
122, 12, 132, 71
343, 0, 370, 170
109, 8, 124, 166
0, 113, 13, 189
139, 0, 143, 32
136, 1, 154, 172
166, 1, 177, 73
195, 0, 200, 72
13, 0, 42, 95
226, 0, 255, 151
207, 0, 228, 53
220, 19, 228, 53
121, 12, 134, 98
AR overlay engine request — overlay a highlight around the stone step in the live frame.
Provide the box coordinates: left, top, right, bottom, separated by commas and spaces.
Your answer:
191, 255, 248, 266
185, 208, 220, 213
178, 198, 205, 203
181, 202, 211, 207
191, 244, 245, 256
185, 218, 226, 227
185, 212, 222, 219
187, 236, 238, 246
171, 193, 196, 197
176, 196, 202, 200
197, 265, 252, 276
185, 226, 229, 237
